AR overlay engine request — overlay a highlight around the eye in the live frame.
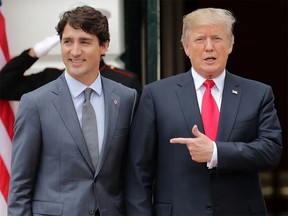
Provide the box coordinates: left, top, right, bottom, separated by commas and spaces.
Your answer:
80, 39, 92, 45
62, 39, 71, 45
213, 36, 223, 42
195, 38, 204, 43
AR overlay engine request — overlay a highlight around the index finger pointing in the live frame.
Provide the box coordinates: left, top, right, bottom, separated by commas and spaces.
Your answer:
170, 138, 190, 144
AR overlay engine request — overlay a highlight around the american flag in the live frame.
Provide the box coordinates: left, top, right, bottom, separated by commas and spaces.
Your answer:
0, 0, 14, 215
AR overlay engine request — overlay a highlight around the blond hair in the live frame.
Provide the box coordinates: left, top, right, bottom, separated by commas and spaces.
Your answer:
181, 8, 236, 45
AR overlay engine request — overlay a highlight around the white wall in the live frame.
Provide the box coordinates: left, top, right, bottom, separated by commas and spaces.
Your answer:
2, 0, 124, 73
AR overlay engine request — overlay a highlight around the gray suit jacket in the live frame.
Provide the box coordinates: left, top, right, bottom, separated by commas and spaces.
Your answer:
126, 70, 282, 215
8, 73, 137, 216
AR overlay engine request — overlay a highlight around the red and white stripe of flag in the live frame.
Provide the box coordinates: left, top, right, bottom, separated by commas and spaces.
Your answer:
0, 1, 14, 215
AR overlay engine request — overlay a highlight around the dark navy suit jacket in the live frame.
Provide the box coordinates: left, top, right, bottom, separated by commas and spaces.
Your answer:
126, 70, 282, 215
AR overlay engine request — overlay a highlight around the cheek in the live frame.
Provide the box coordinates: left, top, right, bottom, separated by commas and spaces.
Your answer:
220, 42, 233, 54
61, 46, 69, 56
189, 47, 203, 59
89, 50, 102, 60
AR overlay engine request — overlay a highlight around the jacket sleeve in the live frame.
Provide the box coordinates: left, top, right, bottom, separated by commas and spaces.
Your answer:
8, 94, 42, 215
0, 49, 63, 100
217, 85, 282, 171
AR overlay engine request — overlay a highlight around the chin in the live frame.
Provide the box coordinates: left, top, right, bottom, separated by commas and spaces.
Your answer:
68, 67, 83, 76
205, 65, 222, 74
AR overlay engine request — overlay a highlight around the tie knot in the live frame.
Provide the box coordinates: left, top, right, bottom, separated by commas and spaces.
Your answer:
204, 80, 215, 89
84, 88, 93, 101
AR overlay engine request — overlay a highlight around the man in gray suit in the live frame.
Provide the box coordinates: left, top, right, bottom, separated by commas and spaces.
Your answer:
126, 8, 282, 215
8, 5, 137, 216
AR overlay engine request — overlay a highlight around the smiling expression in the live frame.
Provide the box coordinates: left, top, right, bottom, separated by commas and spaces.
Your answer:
61, 24, 109, 85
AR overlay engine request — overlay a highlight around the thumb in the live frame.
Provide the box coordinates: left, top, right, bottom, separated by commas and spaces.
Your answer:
192, 125, 203, 138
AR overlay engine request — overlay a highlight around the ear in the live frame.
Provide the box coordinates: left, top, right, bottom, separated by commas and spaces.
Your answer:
182, 41, 191, 57
227, 39, 234, 54
100, 41, 109, 55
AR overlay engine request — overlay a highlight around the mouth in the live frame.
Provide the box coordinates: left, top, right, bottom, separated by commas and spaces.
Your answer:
69, 59, 85, 67
70, 59, 85, 63
204, 57, 216, 63
204, 57, 216, 61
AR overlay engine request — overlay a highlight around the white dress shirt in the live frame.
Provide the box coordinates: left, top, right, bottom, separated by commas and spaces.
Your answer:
65, 71, 105, 153
191, 67, 226, 168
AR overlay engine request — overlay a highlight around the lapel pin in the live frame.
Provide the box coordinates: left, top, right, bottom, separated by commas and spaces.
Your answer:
232, 90, 238, 95
113, 100, 118, 105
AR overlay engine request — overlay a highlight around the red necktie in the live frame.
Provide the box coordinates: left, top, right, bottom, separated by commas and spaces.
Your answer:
201, 80, 219, 141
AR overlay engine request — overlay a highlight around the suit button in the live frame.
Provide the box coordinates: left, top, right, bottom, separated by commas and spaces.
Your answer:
206, 205, 213, 212
88, 209, 95, 215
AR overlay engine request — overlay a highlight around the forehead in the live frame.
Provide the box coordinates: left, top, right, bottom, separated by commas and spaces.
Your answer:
191, 24, 226, 36
62, 24, 96, 40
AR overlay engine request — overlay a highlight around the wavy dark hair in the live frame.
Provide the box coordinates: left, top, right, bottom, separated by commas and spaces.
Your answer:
56, 5, 110, 46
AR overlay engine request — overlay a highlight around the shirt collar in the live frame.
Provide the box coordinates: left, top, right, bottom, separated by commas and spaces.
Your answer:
64, 70, 103, 99
191, 67, 226, 93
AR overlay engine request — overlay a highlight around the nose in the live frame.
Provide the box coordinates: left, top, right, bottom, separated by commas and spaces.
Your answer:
205, 39, 214, 51
71, 43, 81, 56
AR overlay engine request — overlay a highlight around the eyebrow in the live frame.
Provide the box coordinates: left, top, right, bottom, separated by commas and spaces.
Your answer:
80, 38, 93, 41
62, 37, 93, 41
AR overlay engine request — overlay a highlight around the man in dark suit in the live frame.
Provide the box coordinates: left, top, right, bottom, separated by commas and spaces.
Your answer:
126, 8, 282, 215
0, 38, 141, 101
8, 6, 137, 215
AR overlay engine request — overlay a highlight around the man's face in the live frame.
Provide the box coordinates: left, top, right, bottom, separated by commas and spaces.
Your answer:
183, 24, 233, 79
61, 24, 108, 85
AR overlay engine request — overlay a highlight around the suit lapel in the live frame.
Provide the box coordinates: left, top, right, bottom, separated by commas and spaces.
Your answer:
217, 72, 241, 141
175, 71, 204, 136
174, 71, 242, 141
95, 77, 120, 175
51, 74, 95, 171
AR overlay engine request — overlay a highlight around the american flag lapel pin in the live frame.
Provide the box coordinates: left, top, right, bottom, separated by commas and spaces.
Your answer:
232, 90, 238, 95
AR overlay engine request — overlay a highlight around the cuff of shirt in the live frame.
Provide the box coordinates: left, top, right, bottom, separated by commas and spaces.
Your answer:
207, 141, 218, 169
